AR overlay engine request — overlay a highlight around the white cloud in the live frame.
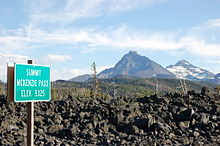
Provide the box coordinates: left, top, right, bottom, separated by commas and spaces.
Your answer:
1, 10, 220, 78
0, 24, 183, 52
24, 0, 169, 27
107, 0, 168, 13
2, 0, 218, 58
207, 60, 220, 64
206, 18, 220, 27
178, 18, 220, 57
0, 53, 29, 60
46, 54, 72, 62
52, 68, 89, 81
1, 19, 220, 58
51, 64, 113, 81
179, 36, 220, 57
187, 42, 220, 57
0, 36, 29, 51
0, 53, 29, 82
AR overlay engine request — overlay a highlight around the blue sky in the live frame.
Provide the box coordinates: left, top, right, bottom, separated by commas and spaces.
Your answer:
0, 0, 220, 81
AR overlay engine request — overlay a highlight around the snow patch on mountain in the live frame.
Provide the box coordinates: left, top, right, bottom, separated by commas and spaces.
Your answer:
166, 60, 215, 81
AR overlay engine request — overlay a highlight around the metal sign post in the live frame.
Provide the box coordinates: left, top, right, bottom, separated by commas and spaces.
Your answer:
7, 63, 14, 102
27, 60, 34, 146
27, 100, 34, 146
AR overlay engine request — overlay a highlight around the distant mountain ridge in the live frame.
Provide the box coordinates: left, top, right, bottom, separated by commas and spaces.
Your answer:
166, 59, 215, 82
214, 73, 220, 84
68, 51, 219, 84
98, 51, 175, 79
69, 74, 92, 82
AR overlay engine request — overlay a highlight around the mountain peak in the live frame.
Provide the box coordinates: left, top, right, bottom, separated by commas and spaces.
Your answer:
125, 50, 138, 58
128, 50, 137, 55
98, 51, 175, 79
167, 60, 215, 81
176, 59, 191, 66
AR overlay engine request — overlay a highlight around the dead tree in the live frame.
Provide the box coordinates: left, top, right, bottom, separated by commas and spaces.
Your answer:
111, 78, 117, 98
180, 79, 187, 94
153, 75, 158, 95
91, 62, 99, 98
214, 86, 220, 96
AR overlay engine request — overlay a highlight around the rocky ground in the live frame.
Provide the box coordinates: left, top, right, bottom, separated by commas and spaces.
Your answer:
0, 91, 220, 145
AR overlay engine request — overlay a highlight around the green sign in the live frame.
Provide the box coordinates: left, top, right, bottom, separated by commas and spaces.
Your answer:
14, 63, 51, 102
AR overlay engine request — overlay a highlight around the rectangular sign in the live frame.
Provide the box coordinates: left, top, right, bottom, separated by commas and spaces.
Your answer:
14, 63, 51, 102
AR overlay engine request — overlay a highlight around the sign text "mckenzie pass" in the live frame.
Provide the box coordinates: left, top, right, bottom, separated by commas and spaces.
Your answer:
14, 64, 51, 102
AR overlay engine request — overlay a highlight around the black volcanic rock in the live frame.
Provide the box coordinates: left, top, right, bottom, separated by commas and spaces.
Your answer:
174, 108, 195, 122
1, 90, 220, 145
98, 51, 175, 79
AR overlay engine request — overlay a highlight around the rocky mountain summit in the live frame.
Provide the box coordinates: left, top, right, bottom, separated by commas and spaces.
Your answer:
167, 60, 215, 82
98, 51, 175, 79
0, 91, 219, 145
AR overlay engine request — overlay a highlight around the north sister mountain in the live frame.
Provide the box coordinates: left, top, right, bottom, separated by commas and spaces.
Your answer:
98, 51, 175, 79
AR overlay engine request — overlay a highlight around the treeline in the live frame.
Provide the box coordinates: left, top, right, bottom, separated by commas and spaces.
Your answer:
1, 78, 220, 101
52, 77, 220, 100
